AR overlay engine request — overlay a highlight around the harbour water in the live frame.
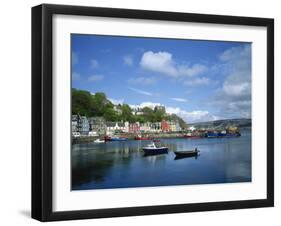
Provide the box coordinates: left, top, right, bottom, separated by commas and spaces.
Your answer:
72, 129, 251, 190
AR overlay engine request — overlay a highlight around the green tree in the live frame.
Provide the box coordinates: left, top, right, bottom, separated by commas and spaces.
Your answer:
104, 107, 119, 121
142, 107, 156, 122
121, 104, 133, 122
72, 88, 92, 116
133, 115, 145, 123
91, 92, 108, 116
72, 88, 188, 128
165, 114, 188, 130
154, 106, 165, 122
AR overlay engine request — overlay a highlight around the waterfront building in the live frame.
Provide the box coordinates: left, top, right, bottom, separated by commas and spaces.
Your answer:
161, 120, 170, 132
124, 121, 130, 133
150, 122, 162, 133
106, 122, 116, 135
167, 120, 182, 132
88, 117, 106, 135
79, 116, 89, 135
106, 122, 127, 135
72, 115, 79, 133
129, 122, 140, 134
175, 121, 181, 132
140, 122, 151, 133
168, 121, 176, 132
117, 122, 126, 133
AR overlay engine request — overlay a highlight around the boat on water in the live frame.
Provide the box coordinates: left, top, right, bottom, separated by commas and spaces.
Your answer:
183, 133, 201, 138
142, 142, 168, 155
205, 131, 219, 138
110, 137, 128, 141
104, 136, 128, 141
206, 131, 241, 138
219, 132, 241, 137
94, 138, 105, 143
174, 148, 200, 158
135, 135, 151, 140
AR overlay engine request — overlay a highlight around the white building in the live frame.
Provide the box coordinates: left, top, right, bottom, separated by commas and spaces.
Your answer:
189, 126, 196, 131
106, 122, 126, 135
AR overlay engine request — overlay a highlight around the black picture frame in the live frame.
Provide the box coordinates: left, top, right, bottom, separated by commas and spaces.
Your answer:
32, 3, 274, 222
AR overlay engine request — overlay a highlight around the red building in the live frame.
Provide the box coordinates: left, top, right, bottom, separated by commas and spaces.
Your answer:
129, 122, 140, 133
161, 120, 170, 132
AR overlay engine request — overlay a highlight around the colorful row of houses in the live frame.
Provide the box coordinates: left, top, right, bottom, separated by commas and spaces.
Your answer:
72, 115, 182, 136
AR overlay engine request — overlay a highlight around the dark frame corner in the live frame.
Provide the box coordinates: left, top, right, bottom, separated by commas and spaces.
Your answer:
32, 4, 274, 222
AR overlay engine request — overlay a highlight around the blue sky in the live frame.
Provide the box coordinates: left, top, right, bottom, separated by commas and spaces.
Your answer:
72, 34, 251, 123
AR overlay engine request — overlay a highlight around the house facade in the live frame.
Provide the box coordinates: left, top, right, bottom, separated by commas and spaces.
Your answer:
88, 116, 106, 135
129, 122, 140, 134
161, 120, 170, 132
72, 115, 81, 137
175, 121, 181, 132
139, 122, 151, 133
72, 115, 79, 132
79, 116, 89, 135
106, 122, 127, 135
72, 113, 184, 137
150, 122, 161, 133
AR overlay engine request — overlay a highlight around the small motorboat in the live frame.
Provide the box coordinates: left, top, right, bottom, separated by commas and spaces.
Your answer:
94, 138, 105, 143
142, 142, 168, 155
174, 148, 200, 158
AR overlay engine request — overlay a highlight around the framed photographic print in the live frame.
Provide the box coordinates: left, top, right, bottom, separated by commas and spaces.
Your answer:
32, 4, 274, 221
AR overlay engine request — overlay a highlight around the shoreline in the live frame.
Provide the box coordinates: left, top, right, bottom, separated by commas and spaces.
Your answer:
71, 129, 248, 144
72, 133, 185, 144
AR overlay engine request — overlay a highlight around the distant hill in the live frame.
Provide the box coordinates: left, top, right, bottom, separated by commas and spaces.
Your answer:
189, 118, 251, 129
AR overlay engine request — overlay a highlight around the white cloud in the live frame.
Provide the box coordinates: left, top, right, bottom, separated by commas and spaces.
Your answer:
129, 87, 153, 96
178, 64, 208, 77
211, 44, 252, 118
166, 107, 219, 123
184, 77, 210, 86
109, 98, 124, 105
140, 51, 177, 76
72, 72, 80, 81
140, 51, 207, 77
90, 59, 99, 68
88, 74, 104, 82
223, 82, 250, 97
170, 98, 188, 102
128, 77, 156, 85
123, 55, 133, 66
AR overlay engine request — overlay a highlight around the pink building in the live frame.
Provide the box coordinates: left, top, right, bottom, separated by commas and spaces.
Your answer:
161, 120, 170, 132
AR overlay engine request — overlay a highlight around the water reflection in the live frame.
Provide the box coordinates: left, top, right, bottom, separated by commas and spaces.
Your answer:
174, 155, 200, 160
72, 129, 251, 190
